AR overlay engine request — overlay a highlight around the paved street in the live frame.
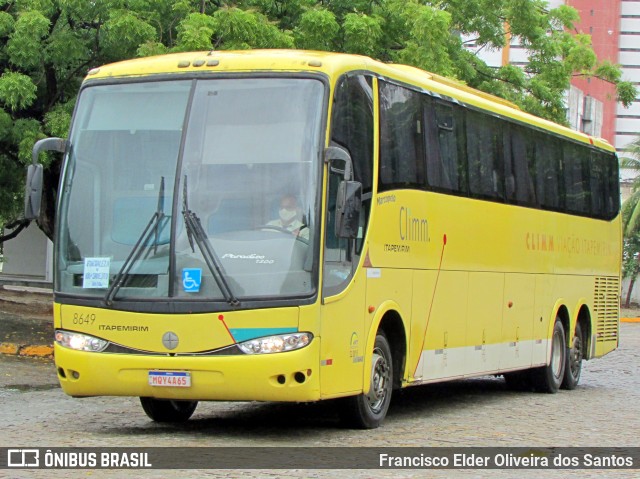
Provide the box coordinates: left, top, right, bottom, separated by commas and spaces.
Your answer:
1, 323, 639, 479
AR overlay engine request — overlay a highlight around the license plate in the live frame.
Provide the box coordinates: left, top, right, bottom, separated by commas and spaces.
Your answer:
148, 371, 191, 388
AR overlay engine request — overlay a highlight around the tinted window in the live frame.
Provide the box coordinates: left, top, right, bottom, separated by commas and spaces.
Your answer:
534, 135, 562, 210
504, 125, 536, 205
373, 78, 619, 221
563, 142, 591, 215
379, 81, 425, 190
331, 75, 374, 193
466, 110, 504, 200
424, 98, 466, 193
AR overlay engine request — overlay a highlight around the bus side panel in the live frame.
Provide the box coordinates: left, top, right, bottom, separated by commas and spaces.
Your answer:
465, 272, 503, 375
319, 268, 367, 399
365, 268, 413, 378
414, 271, 468, 381
409, 270, 437, 381
533, 274, 554, 366
501, 273, 535, 371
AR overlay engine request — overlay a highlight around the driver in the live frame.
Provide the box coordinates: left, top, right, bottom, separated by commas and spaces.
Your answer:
266, 195, 309, 240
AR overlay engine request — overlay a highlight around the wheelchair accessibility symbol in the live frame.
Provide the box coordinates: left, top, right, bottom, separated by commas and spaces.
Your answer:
182, 268, 202, 293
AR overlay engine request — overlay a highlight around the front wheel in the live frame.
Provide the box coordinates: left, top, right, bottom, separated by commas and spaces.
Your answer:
340, 332, 393, 429
561, 322, 583, 390
532, 317, 566, 393
140, 397, 198, 423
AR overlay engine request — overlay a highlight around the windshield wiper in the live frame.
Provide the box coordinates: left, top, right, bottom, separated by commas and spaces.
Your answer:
181, 176, 240, 307
104, 177, 168, 306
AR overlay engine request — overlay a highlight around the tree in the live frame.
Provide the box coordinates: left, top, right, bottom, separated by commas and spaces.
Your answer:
0, 0, 637, 243
621, 136, 640, 307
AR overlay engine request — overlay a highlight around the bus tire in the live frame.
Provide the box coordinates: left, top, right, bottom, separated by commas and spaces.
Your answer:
561, 322, 583, 390
533, 317, 566, 393
140, 397, 198, 422
340, 332, 393, 429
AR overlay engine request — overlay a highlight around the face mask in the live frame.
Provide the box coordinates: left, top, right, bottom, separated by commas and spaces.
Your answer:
279, 208, 297, 223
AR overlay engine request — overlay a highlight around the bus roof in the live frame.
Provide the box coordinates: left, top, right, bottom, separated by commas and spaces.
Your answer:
85, 49, 615, 152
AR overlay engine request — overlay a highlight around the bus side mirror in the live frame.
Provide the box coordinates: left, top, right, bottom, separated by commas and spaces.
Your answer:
335, 180, 362, 239
25, 137, 67, 220
24, 164, 44, 220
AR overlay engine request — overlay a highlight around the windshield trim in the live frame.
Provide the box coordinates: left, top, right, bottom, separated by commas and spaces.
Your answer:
55, 72, 330, 310
54, 293, 318, 314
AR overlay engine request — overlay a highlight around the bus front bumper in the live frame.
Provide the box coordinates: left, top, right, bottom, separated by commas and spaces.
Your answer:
53, 340, 321, 402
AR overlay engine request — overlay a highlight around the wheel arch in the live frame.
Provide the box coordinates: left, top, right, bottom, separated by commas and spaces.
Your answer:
363, 302, 408, 392
549, 302, 571, 339
573, 302, 592, 360
377, 310, 407, 390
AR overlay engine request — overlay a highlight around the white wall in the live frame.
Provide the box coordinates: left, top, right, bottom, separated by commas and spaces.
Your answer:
1, 225, 52, 280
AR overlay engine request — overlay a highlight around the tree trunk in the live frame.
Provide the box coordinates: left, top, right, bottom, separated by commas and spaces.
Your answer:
625, 276, 636, 308
625, 254, 640, 308
0, 220, 30, 244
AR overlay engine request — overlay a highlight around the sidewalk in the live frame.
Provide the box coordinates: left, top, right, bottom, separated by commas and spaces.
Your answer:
621, 306, 640, 323
0, 285, 54, 358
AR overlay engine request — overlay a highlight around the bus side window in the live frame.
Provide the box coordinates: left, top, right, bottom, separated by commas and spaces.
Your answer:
563, 142, 591, 216
534, 134, 563, 211
591, 150, 620, 220
378, 81, 425, 190
590, 151, 606, 217
424, 98, 463, 193
505, 125, 536, 206
605, 152, 621, 219
466, 110, 504, 201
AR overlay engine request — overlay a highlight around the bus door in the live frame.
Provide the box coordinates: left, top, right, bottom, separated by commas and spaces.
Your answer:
319, 74, 374, 398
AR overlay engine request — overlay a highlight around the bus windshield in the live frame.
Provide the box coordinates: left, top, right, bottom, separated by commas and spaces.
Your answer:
56, 77, 325, 303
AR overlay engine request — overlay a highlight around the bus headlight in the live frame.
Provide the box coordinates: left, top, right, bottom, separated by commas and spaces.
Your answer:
238, 332, 313, 354
55, 330, 109, 352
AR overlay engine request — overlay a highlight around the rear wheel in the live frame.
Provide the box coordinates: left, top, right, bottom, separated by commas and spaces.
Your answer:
340, 332, 393, 429
561, 322, 583, 390
532, 317, 566, 393
140, 397, 198, 422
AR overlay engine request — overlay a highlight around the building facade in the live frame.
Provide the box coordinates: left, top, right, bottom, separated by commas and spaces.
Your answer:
617, 0, 640, 154
465, 0, 640, 155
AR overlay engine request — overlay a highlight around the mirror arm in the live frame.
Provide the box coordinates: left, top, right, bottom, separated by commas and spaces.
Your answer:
324, 146, 353, 180
32, 137, 67, 165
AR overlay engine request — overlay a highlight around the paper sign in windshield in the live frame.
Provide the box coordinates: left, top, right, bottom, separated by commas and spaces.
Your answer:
83, 257, 111, 289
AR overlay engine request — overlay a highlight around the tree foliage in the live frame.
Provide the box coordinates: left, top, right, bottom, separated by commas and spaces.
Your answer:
0, 0, 637, 240
621, 136, 640, 306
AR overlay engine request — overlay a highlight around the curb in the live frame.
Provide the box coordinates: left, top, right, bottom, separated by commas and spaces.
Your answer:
621, 318, 640, 323
0, 342, 53, 359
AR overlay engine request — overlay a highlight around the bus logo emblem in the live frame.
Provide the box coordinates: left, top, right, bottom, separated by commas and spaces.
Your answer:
162, 332, 179, 350
182, 268, 202, 293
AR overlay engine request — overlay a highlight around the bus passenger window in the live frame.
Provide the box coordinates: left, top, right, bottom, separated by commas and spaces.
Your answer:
378, 81, 425, 190
534, 135, 562, 211
505, 125, 536, 206
563, 142, 591, 215
466, 110, 504, 201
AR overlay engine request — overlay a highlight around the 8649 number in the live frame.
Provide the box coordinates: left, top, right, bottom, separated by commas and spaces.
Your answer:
72, 312, 96, 325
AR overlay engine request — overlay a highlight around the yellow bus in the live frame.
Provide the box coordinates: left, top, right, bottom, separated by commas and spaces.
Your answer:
27, 50, 620, 429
